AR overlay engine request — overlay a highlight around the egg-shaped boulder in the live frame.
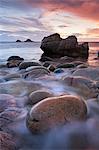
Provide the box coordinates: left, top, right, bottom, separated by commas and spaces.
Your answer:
26, 95, 87, 133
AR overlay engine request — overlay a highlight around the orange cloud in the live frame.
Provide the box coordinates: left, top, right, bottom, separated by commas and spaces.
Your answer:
26, 0, 99, 22
87, 28, 99, 35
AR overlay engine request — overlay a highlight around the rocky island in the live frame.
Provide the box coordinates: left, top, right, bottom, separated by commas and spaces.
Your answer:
24, 39, 33, 42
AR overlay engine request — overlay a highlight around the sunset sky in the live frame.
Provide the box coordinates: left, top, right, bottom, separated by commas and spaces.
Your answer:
0, 0, 99, 42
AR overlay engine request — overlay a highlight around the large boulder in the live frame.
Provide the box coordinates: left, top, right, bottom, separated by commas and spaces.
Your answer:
26, 95, 87, 133
40, 33, 89, 61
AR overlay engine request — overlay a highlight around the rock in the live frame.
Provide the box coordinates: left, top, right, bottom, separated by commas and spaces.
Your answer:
63, 76, 98, 99
4, 73, 21, 81
39, 55, 54, 62
29, 90, 54, 105
24, 39, 33, 42
40, 33, 89, 61
26, 95, 87, 133
72, 68, 99, 80
47, 65, 55, 72
0, 131, 16, 150
0, 80, 42, 96
16, 40, 21, 42
19, 61, 41, 70
76, 64, 88, 68
56, 63, 75, 68
23, 66, 50, 79
7, 56, 24, 61
7, 56, 24, 68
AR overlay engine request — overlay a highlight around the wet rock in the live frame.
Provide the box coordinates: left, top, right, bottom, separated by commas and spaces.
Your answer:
0, 80, 42, 96
63, 76, 98, 99
0, 131, 16, 150
76, 63, 88, 68
56, 63, 75, 68
72, 68, 99, 80
23, 66, 50, 79
4, 73, 21, 81
29, 90, 54, 105
39, 55, 54, 62
40, 33, 89, 60
19, 61, 41, 70
26, 95, 87, 133
7, 56, 24, 68
7, 56, 24, 61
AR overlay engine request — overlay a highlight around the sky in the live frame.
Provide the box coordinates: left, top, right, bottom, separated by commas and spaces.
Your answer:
0, 0, 99, 42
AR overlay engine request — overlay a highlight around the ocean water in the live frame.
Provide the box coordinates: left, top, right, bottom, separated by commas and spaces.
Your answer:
0, 42, 99, 66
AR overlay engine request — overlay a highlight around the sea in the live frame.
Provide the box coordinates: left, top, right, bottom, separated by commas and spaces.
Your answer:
0, 41, 99, 67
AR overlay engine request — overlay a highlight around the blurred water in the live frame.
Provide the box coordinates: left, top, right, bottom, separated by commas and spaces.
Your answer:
0, 42, 42, 62
0, 42, 99, 66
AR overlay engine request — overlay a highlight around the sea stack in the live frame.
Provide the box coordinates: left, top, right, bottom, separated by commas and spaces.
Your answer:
40, 33, 89, 61
16, 40, 21, 42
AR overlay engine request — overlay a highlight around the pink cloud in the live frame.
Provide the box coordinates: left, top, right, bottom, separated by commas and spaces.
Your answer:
87, 28, 99, 35
26, 0, 99, 22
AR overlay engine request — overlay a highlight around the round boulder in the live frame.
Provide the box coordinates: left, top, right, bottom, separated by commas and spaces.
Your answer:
19, 61, 41, 70
29, 90, 54, 105
63, 76, 98, 99
7, 56, 24, 68
72, 68, 99, 80
26, 95, 87, 133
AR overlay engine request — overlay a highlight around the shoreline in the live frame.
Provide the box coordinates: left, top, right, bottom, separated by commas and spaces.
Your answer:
0, 55, 99, 149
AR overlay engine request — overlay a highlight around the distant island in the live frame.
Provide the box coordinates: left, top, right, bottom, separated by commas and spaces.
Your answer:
16, 39, 33, 42
16, 40, 21, 42
24, 39, 33, 42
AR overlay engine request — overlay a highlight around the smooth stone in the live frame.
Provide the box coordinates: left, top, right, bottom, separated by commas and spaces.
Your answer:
26, 95, 87, 133
4, 73, 21, 81
19, 61, 41, 70
23, 66, 50, 79
0, 80, 42, 96
0, 94, 16, 113
72, 68, 99, 80
63, 76, 98, 99
76, 64, 88, 68
0, 131, 16, 150
56, 63, 75, 68
29, 90, 54, 105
